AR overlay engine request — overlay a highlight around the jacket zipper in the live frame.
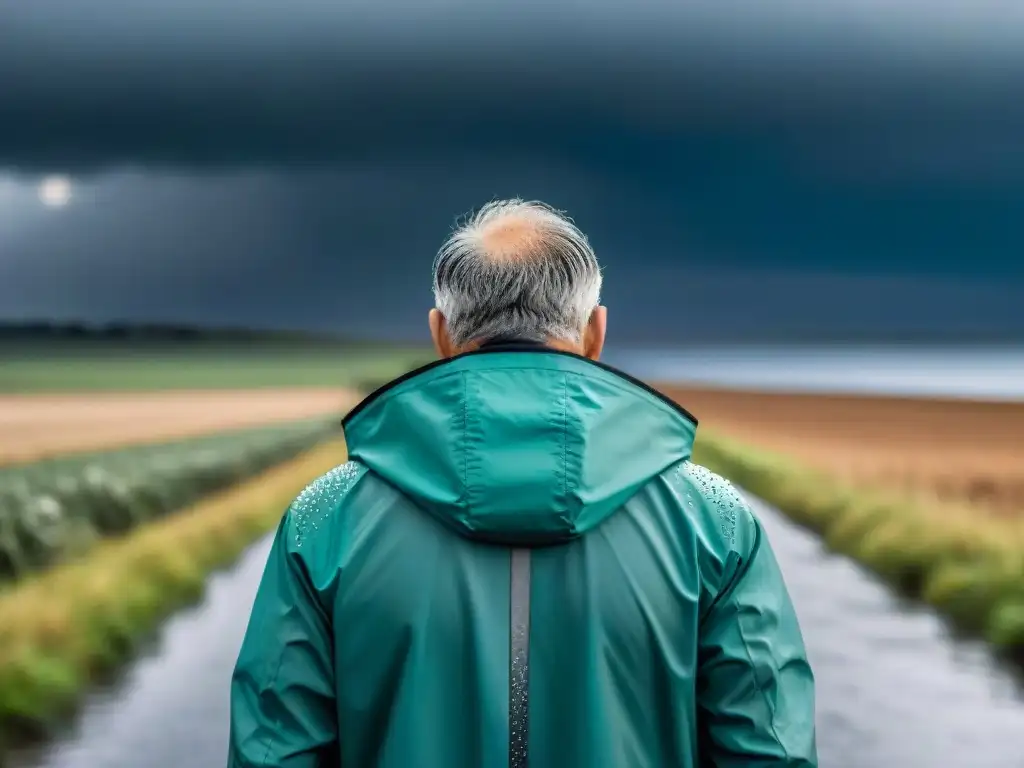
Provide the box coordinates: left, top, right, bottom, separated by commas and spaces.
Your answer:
509, 548, 531, 768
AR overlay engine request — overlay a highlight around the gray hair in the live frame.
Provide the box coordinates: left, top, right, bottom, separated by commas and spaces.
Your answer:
432, 199, 603, 347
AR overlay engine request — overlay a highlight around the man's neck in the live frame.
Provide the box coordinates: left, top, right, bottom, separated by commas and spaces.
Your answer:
473, 336, 583, 355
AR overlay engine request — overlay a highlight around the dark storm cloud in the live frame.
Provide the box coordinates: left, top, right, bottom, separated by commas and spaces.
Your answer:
1, 0, 1024, 176
1, 0, 1023, 339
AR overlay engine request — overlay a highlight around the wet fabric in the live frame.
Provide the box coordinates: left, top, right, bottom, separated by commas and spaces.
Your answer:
228, 347, 817, 767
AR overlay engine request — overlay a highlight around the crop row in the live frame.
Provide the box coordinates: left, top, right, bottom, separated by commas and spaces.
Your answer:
0, 419, 339, 582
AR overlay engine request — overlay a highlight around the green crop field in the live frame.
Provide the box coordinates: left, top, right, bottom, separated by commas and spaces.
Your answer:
0, 338, 431, 392
0, 418, 340, 582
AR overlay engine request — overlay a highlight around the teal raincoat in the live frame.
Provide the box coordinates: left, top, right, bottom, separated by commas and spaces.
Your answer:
228, 343, 817, 767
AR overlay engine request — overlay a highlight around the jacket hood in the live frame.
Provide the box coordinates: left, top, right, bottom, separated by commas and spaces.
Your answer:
342, 344, 697, 546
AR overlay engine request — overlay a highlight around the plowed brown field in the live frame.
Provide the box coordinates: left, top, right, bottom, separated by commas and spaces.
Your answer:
660, 385, 1024, 517
0, 388, 360, 464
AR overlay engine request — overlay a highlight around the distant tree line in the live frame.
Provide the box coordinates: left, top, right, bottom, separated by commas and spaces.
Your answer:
1, 319, 1017, 347
0, 320, 352, 345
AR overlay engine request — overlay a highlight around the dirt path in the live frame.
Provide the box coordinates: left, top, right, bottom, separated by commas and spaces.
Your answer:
659, 384, 1024, 516
0, 388, 361, 465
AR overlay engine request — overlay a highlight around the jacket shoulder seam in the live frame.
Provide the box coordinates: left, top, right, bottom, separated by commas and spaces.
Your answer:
289, 460, 366, 548
674, 460, 747, 548
701, 515, 763, 625
670, 460, 761, 622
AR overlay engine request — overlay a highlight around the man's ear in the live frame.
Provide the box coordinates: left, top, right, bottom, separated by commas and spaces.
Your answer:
429, 309, 456, 358
583, 305, 607, 361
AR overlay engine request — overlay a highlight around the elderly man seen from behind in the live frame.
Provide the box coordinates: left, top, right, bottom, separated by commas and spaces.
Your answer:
228, 199, 818, 768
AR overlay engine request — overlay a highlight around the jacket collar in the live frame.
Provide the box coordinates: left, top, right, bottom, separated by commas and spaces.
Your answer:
342, 341, 698, 429
476, 336, 549, 350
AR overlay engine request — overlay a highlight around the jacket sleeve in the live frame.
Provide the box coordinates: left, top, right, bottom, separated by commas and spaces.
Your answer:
696, 517, 818, 767
227, 514, 338, 768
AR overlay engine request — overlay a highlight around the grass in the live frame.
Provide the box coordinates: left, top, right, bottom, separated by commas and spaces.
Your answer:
692, 431, 1024, 661
0, 340, 430, 392
0, 439, 349, 755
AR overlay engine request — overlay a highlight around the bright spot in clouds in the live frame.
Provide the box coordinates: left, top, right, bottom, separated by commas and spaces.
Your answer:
38, 175, 72, 207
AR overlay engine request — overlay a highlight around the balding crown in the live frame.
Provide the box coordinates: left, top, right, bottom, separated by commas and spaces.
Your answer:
476, 215, 549, 262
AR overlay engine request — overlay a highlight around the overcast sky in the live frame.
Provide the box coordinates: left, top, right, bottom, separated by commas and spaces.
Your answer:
0, 0, 1021, 341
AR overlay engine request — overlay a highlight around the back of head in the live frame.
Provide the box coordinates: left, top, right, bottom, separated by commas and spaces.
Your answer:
432, 199, 603, 347
343, 199, 698, 544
